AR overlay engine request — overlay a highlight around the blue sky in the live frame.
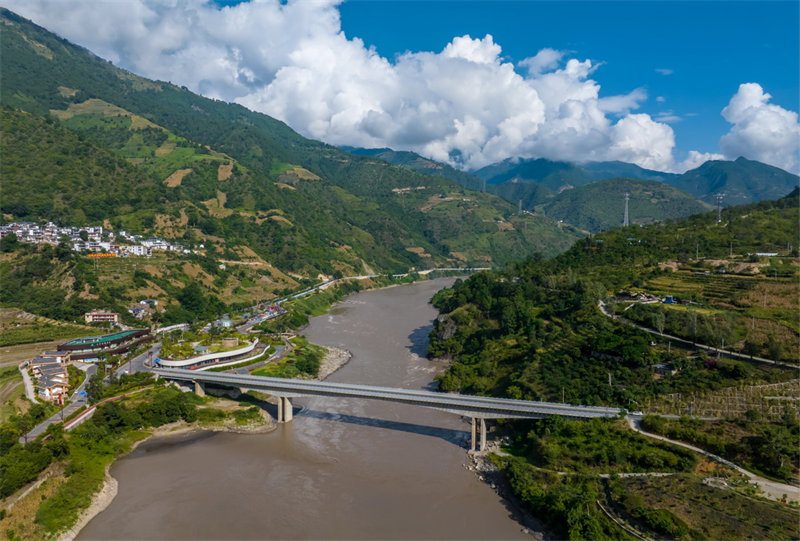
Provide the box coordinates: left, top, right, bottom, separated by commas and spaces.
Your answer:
338, 1, 799, 160
7, 0, 799, 173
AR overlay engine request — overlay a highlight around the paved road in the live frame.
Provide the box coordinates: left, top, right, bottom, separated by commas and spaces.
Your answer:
627, 416, 800, 503
21, 362, 96, 443
115, 343, 161, 377
227, 345, 286, 374
597, 300, 797, 369
154, 367, 624, 420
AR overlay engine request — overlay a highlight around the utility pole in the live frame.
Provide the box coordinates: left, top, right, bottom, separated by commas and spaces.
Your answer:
716, 193, 725, 223
623, 192, 630, 226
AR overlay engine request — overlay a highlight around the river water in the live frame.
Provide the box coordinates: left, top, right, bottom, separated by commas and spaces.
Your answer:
79, 278, 534, 540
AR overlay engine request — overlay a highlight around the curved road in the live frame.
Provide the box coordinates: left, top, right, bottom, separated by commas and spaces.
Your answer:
626, 416, 799, 503
597, 300, 797, 369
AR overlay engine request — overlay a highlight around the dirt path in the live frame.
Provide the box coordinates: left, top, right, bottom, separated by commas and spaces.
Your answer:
626, 417, 799, 503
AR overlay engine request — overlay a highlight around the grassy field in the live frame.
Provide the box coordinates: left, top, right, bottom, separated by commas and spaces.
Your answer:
0, 365, 25, 423
0, 307, 97, 348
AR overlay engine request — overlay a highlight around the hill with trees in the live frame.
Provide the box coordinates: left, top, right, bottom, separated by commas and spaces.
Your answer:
427, 192, 798, 538
539, 177, 711, 233
470, 155, 797, 212
0, 7, 583, 322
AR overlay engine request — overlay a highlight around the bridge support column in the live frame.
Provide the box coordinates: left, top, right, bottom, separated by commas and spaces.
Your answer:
193, 381, 205, 397
470, 417, 487, 452
282, 397, 293, 422
276, 397, 293, 423
470, 418, 477, 452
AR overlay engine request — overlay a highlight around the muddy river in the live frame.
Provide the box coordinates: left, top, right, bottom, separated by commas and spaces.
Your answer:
78, 278, 535, 540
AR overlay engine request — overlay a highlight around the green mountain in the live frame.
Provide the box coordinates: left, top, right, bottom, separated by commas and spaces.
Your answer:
671, 156, 799, 206
539, 178, 711, 233
341, 150, 713, 232
341, 147, 484, 191
472, 156, 798, 209
472, 158, 679, 192
0, 7, 581, 282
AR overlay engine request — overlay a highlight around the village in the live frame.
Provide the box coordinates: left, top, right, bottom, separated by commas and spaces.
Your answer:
0, 221, 187, 257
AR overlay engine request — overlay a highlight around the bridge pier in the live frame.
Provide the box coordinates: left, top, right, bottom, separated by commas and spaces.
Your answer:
470, 417, 487, 452
276, 396, 293, 423
193, 380, 206, 397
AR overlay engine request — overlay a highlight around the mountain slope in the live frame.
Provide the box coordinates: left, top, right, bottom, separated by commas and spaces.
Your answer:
670, 157, 799, 206
0, 8, 582, 279
540, 178, 711, 233
472, 158, 678, 191
341, 147, 484, 191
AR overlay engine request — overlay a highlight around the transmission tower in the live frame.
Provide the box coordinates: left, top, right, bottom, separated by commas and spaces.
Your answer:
716, 193, 725, 222
623, 192, 630, 226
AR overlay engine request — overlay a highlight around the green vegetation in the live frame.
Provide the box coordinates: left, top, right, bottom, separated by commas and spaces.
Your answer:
538, 178, 710, 233
428, 195, 797, 539
252, 336, 324, 378
0, 6, 581, 294
257, 280, 365, 332
641, 414, 799, 482
510, 417, 696, 473
609, 475, 798, 540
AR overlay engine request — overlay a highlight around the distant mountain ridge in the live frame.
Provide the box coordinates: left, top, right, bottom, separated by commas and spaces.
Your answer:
540, 178, 711, 233
670, 156, 799, 206
343, 148, 799, 228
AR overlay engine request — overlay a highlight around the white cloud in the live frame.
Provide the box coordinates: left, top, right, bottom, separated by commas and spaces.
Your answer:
6, 0, 681, 172
654, 111, 681, 123
719, 83, 800, 173
675, 150, 725, 173
655, 68, 674, 76
519, 48, 565, 76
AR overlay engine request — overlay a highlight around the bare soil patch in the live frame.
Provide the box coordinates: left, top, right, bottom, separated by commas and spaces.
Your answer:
217, 160, 234, 181
164, 168, 193, 187
155, 140, 176, 157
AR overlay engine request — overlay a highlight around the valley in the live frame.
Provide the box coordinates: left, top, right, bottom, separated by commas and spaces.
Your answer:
1, 6, 798, 541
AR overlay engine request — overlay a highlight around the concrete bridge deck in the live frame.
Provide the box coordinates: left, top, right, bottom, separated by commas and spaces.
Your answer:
153, 367, 624, 451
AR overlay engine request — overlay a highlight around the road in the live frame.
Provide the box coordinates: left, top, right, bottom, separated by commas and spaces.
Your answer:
115, 343, 161, 377
627, 416, 800, 503
597, 300, 797, 369
226, 344, 287, 374
21, 362, 96, 442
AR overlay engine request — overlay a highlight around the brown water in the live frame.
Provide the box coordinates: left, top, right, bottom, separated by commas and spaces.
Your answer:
79, 278, 536, 540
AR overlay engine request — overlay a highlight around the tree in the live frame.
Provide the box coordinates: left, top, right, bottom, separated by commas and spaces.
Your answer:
0, 233, 19, 252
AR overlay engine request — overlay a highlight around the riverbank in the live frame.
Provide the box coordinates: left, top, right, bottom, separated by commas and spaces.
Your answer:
55, 347, 348, 541
316, 346, 352, 381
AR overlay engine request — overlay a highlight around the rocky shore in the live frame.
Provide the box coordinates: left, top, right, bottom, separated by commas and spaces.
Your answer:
465, 446, 549, 540
316, 345, 352, 380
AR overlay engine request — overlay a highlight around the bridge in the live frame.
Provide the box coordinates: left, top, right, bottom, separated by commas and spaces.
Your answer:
153, 368, 623, 451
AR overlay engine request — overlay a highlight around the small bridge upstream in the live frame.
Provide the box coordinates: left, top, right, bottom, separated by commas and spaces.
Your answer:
153, 368, 623, 451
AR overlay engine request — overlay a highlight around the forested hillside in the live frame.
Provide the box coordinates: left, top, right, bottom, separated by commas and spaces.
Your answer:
538, 178, 710, 233
428, 193, 798, 537
0, 8, 580, 276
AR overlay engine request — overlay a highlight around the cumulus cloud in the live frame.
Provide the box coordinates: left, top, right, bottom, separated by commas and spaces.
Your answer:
7, 0, 684, 171
719, 83, 800, 173
676, 150, 725, 173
